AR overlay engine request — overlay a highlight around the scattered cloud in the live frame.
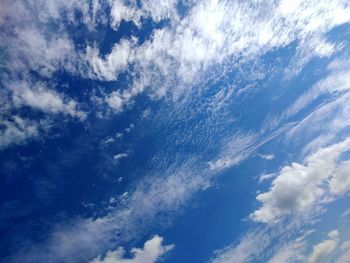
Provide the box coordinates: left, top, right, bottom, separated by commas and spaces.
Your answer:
90, 235, 174, 263
259, 154, 275, 161
258, 173, 276, 183
113, 152, 129, 161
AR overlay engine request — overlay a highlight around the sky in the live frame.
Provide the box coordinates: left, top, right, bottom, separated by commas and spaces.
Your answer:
1, 0, 350, 262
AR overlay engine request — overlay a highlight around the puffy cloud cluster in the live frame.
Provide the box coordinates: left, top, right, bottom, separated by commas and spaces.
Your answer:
251, 138, 350, 223
90, 235, 174, 263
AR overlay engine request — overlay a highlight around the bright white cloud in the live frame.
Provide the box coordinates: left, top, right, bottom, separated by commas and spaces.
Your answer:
90, 235, 174, 263
251, 138, 350, 223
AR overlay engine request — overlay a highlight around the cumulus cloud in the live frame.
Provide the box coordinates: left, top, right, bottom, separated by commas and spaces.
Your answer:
90, 235, 174, 263
307, 230, 339, 263
251, 138, 350, 223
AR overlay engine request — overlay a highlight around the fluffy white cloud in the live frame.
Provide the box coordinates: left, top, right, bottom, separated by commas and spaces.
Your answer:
307, 230, 339, 263
90, 235, 174, 263
251, 138, 350, 223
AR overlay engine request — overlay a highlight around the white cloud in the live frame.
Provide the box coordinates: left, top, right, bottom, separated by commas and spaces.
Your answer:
87, 39, 133, 81
329, 160, 350, 194
259, 173, 276, 183
90, 235, 174, 263
210, 230, 271, 263
11, 82, 86, 119
335, 241, 350, 263
307, 230, 339, 263
251, 138, 350, 223
109, 0, 178, 30
208, 133, 257, 172
284, 58, 350, 121
0, 116, 40, 149
259, 154, 275, 161
267, 240, 306, 263
113, 152, 129, 161
89, 0, 350, 113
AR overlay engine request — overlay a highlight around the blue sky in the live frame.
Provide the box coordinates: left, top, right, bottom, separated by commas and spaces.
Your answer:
1, 1, 350, 263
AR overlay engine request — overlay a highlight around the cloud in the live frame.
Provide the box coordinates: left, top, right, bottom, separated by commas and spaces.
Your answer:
251, 138, 350, 223
6, 158, 209, 262
11, 81, 86, 119
86, 39, 133, 81
284, 58, 350, 121
90, 235, 174, 263
113, 152, 129, 161
329, 160, 350, 194
210, 229, 271, 263
267, 240, 306, 263
208, 133, 257, 172
336, 241, 350, 263
307, 230, 339, 263
259, 154, 275, 161
87, 0, 350, 113
108, 0, 178, 30
0, 116, 40, 149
